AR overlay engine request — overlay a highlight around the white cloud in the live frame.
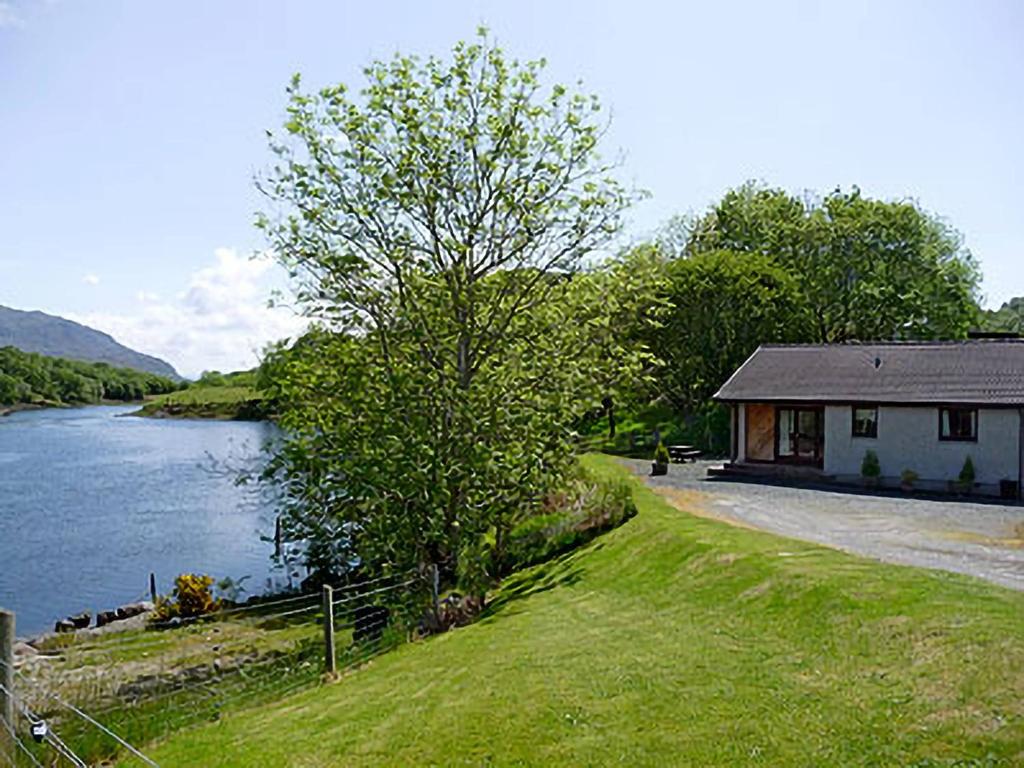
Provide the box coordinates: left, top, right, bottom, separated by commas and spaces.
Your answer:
0, 2, 23, 28
70, 248, 308, 379
82, 273, 101, 286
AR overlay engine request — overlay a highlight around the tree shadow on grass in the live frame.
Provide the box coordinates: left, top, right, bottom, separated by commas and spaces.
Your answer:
481, 550, 588, 623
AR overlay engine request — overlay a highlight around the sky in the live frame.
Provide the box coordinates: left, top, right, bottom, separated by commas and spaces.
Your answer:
1, 0, 1022, 377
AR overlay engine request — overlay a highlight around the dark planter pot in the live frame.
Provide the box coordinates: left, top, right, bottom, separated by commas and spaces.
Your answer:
651, 462, 668, 476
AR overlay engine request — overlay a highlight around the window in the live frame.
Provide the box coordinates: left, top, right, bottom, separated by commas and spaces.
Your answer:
940, 408, 977, 441
852, 406, 878, 438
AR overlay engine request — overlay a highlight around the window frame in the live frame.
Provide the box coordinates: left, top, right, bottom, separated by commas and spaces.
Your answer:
851, 405, 879, 439
938, 407, 978, 443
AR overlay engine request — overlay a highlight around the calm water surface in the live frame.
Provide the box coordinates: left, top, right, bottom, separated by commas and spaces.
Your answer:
0, 405, 281, 636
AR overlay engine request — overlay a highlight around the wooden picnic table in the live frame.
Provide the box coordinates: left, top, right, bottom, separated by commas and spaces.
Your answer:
667, 444, 702, 463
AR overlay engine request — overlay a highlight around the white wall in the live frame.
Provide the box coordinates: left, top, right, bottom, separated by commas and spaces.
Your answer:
824, 405, 1020, 493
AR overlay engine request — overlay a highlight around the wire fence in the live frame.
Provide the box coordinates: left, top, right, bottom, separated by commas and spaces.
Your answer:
0, 569, 431, 766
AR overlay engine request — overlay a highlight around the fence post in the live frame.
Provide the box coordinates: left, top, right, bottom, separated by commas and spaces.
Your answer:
149, 572, 157, 604
0, 609, 14, 743
322, 586, 336, 677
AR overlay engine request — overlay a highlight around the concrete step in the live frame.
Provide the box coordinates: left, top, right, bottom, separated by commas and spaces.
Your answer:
707, 462, 825, 481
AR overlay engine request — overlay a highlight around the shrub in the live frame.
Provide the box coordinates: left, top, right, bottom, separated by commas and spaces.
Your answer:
502, 466, 637, 574
153, 573, 221, 622
959, 455, 976, 487
861, 450, 881, 479
653, 441, 670, 467
900, 469, 918, 487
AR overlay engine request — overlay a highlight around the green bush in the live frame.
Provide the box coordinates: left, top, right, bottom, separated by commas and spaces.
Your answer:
503, 467, 637, 573
900, 469, 918, 487
653, 441, 670, 466
959, 455, 976, 487
861, 450, 881, 479
153, 573, 221, 622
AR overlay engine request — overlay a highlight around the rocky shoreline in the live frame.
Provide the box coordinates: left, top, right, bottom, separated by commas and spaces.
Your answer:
14, 601, 156, 653
128, 399, 270, 421
0, 402, 52, 417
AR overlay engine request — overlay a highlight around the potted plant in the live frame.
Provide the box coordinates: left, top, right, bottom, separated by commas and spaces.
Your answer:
861, 449, 881, 489
957, 456, 976, 495
900, 469, 918, 493
651, 441, 670, 476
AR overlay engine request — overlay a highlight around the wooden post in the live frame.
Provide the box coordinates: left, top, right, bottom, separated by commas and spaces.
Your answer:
149, 573, 157, 604
274, 516, 283, 559
0, 609, 14, 741
322, 586, 336, 677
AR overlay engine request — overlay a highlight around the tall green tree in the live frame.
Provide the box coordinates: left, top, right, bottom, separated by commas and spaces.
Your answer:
258, 32, 646, 600
685, 183, 982, 342
645, 249, 808, 415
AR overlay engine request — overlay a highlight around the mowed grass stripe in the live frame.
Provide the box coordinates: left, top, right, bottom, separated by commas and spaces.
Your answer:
143, 454, 1024, 766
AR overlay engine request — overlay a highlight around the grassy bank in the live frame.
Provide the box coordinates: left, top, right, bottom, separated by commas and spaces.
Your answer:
132, 385, 267, 420
141, 454, 1024, 766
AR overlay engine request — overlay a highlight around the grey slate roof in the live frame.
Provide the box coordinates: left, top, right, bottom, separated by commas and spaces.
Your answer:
714, 341, 1024, 406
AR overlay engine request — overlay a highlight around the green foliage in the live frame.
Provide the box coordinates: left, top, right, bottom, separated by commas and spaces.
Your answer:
641, 249, 809, 419
978, 296, 1024, 334
576, 402, 683, 456
0, 346, 177, 406
621, 183, 983, 454
196, 369, 258, 388
861, 449, 881, 479
153, 573, 221, 621
257, 32, 648, 600
959, 455, 976, 486
503, 466, 636, 572
653, 441, 670, 466
683, 182, 981, 342
900, 469, 919, 487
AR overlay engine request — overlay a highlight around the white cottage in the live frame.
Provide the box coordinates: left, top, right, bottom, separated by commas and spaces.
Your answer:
713, 341, 1024, 498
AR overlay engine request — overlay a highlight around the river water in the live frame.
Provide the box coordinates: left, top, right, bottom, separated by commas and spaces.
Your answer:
0, 405, 282, 636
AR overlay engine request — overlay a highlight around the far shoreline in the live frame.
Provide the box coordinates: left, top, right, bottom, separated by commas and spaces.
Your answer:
0, 399, 146, 418
1, 401, 56, 417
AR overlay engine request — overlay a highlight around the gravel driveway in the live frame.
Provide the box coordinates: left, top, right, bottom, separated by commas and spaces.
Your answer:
621, 458, 1024, 591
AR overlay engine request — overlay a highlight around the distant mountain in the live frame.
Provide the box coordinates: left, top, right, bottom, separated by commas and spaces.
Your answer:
0, 305, 181, 379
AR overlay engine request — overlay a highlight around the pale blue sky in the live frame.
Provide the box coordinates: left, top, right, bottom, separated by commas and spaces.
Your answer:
1, 0, 1021, 375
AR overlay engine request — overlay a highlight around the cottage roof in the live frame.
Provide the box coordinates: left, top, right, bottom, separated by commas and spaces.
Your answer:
714, 341, 1024, 406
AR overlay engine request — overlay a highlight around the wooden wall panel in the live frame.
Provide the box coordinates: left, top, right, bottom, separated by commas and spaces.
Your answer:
745, 403, 775, 461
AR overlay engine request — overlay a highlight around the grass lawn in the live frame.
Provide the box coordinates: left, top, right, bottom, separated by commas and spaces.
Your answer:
143, 454, 1024, 766
133, 385, 265, 419
155, 385, 261, 405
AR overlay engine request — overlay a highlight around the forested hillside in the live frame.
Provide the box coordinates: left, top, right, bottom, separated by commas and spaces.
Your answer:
0, 304, 180, 379
0, 346, 179, 407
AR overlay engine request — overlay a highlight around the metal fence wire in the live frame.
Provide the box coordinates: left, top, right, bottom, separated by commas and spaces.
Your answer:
0, 570, 429, 766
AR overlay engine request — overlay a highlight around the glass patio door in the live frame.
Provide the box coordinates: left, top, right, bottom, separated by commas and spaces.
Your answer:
776, 407, 823, 464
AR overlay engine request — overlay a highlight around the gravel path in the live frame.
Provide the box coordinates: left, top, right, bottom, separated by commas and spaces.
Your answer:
621, 458, 1024, 591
